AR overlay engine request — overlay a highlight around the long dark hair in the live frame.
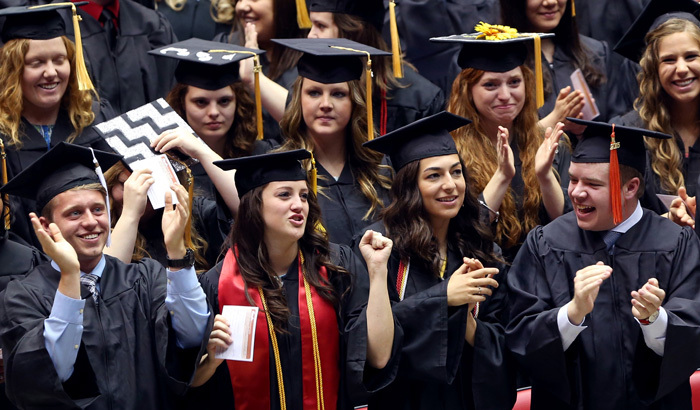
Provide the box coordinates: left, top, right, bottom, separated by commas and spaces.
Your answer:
228, 180, 348, 329
382, 158, 499, 276
500, 0, 605, 96
166, 82, 257, 159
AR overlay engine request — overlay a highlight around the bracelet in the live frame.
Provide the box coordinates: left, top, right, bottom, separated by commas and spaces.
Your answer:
478, 200, 500, 223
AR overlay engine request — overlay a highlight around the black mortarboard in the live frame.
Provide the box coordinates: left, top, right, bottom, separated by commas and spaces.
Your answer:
308, 0, 384, 31
0, 3, 71, 42
363, 111, 471, 171
0, 142, 122, 212
431, 23, 553, 107
568, 117, 671, 225
0, 2, 94, 91
214, 149, 311, 198
149, 38, 264, 91
569, 118, 671, 174
272, 37, 390, 84
614, 0, 700, 62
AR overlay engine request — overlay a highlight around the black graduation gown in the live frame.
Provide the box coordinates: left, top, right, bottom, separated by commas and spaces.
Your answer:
0, 256, 210, 409
184, 243, 399, 409
4, 101, 115, 249
506, 210, 700, 409
156, 0, 230, 42
356, 222, 514, 410
610, 110, 684, 215
373, 66, 445, 135
0, 231, 47, 410
384, 0, 501, 96
538, 36, 631, 123
316, 160, 391, 247
498, 137, 572, 261
64, 0, 179, 114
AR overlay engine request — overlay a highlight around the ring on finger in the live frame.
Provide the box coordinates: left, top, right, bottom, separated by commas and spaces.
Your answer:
477, 286, 481, 295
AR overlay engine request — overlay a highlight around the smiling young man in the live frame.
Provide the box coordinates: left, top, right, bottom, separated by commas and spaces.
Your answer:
506, 119, 700, 409
0, 143, 211, 409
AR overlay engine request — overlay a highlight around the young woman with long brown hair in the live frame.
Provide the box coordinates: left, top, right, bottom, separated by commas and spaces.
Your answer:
276, 39, 392, 246
186, 149, 398, 409
360, 112, 514, 410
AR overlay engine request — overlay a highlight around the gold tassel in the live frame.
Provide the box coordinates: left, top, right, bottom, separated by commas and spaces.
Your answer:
184, 166, 194, 248
365, 59, 375, 140
30, 3, 94, 92
209, 50, 264, 139
0, 139, 9, 230
309, 153, 318, 195
253, 55, 263, 140
534, 34, 544, 108
571, 0, 576, 17
389, 1, 403, 78
295, 0, 311, 29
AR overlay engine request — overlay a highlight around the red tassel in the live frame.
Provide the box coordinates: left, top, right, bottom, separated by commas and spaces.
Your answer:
609, 124, 622, 225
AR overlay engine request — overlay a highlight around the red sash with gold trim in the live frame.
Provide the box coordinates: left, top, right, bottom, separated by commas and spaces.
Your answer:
218, 248, 340, 410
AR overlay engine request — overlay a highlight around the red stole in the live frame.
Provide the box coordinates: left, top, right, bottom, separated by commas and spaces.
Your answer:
218, 248, 340, 410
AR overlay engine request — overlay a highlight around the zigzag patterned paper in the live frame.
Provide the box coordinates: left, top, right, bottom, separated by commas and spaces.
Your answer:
93, 98, 198, 172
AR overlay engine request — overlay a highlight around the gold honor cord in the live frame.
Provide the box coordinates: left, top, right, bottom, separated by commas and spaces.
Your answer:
0, 139, 8, 230
31, 3, 94, 92
571, 0, 576, 17
439, 257, 447, 279
259, 287, 287, 410
299, 252, 325, 410
258, 252, 326, 410
388, 1, 403, 78
329, 46, 375, 140
208, 50, 264, 140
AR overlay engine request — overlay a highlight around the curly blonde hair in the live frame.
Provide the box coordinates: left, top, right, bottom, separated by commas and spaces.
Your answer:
0, 37, 95, 148
448, 65, 546, 249
636, 18, 700, 194
279, 76, 391, 219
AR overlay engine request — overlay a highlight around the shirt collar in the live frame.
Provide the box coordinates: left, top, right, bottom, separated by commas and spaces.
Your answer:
611, 201, 642, 234
51, 254, 106, 279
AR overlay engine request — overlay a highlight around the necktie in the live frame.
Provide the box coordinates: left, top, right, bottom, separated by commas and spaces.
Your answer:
81, 273, 100, 305
603, 230, 622, 253
99, 8, 117, 50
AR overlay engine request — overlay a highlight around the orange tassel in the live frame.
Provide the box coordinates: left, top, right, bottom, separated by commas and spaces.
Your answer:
571, 0, 576, 17
534, 35, 544, 108
389, 1, 403, 78
253, 56, 263, 140
366, 60, 375, 140
609, 124, 622, 225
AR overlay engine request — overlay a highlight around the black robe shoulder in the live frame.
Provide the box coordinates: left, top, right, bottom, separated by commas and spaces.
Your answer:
506, 210, 700, 409
0, 256, 209, 409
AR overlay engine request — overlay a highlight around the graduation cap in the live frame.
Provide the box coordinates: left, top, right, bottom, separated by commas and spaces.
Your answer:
567, 117, 671, 224
273, 37, 390, 139
149, 38, 266, 140
363, 111, 471, 171
431, 22, 553, 108
0, 3, 94, 92
307, 0, 404, 78
0, 142, 121, 212
214, 149, 311, 199
614, 0, 700, 62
